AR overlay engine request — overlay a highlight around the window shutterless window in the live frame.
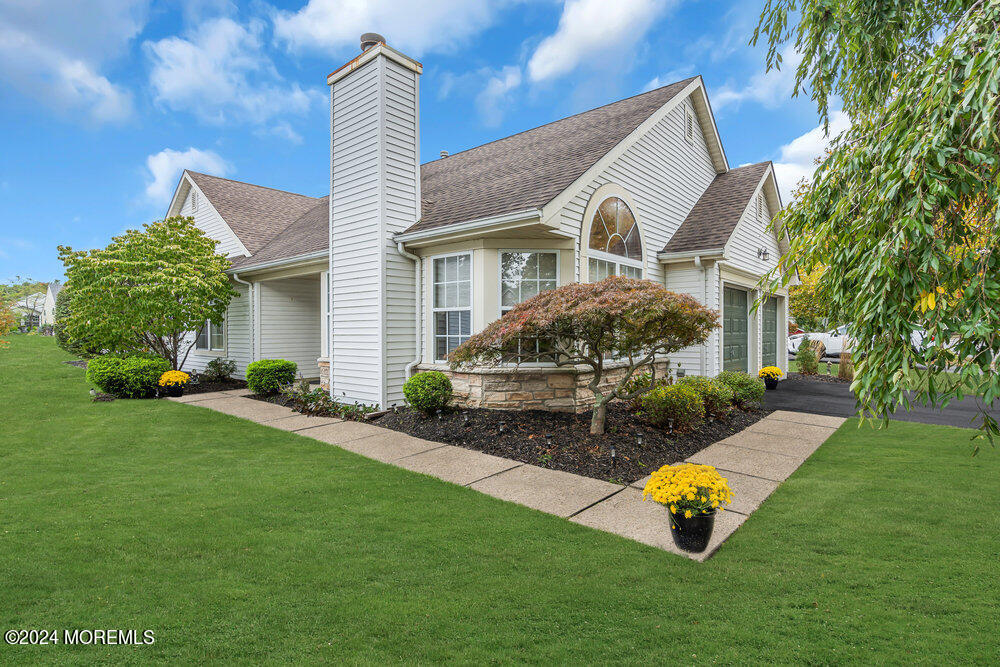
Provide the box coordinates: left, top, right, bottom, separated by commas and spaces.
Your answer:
500, 251, 558, 315
196, 319, 224, 351
587, 196, 643, 280
432, 253, 472, 361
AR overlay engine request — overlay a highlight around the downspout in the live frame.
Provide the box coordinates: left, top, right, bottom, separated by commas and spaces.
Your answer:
232, 272, 254, 363
396, 241, 422, 379
328, 83, 335, 398
694, 255, 707, 377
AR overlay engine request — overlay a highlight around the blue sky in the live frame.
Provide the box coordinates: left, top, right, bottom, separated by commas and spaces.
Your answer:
0, 0, 847, 282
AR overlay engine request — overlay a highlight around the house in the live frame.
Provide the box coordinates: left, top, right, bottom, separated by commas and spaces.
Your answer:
166, 35, 791, 411
40, 281, 62, 327
12, 291, 46, 330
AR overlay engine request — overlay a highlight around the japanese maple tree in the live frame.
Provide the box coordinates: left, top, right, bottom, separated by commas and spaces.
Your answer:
450, 276, 719, 434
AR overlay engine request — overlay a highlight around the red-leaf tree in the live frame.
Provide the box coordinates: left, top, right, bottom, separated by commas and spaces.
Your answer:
450, 276, 719, 435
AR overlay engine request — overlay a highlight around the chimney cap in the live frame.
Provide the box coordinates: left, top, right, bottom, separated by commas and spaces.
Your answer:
360, 33, 385, 51
439, 150, 449, 159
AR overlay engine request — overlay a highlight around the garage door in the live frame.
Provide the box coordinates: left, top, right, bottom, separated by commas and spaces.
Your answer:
762, 296, 778, 368
723, 286, 749, 372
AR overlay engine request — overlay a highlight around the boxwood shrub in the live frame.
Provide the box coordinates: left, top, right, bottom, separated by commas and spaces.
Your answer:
86, 355, 171, 398
715, 370, 766, 407
403, 371, 452, 414
639, 383, 705, 432
678, 375, 735, 415
246, 359, 298, 395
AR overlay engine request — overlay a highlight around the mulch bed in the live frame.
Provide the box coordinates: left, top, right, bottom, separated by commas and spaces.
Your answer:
790, 371, 851, 384
64, 360, 88, 369
186, 378, 248, 394
372, 404, 771, 484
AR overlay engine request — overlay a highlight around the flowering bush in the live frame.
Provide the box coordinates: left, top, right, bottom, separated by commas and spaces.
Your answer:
678, 376, 735, 415
158, 370, 190, 387
642, 463, 734, 517
639, 383, 705, 431
758, 366, 782, 381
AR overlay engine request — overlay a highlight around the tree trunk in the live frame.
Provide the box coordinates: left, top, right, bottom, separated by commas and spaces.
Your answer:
590, 398, 608, 435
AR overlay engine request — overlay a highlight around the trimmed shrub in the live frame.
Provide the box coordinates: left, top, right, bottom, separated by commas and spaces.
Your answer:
839, 351, 854, 381
715, 370, 766, 407
796, 336, 819, 375
246, 359, 297, 395
86, 355, 171, 398
403, 371, 453, 414
621, 370, 671, 407
678, 375, 735, 416
203, 357, 237, 382
639, 383, 705, 432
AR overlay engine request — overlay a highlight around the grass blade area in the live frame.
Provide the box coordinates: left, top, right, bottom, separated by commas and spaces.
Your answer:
1, 336, 998, 663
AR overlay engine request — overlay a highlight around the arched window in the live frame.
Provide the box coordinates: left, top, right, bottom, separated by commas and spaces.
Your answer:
587, 196, 643, 279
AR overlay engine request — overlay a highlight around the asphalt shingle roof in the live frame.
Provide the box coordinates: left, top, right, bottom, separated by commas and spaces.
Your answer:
228, 197, 329, 269
660, 162, 771, 254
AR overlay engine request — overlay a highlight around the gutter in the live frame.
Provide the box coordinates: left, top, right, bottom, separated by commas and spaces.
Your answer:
657, 248, 725, 263
395, 242, 422, 380
231, 272, 255, 363
225, 250, 327, 276
393, 208, 542, 244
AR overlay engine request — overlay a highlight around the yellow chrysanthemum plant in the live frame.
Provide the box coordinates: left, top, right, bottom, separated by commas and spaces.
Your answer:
642, 463, 733, 519
158, 370, 190, 387
758, 366, 782, 381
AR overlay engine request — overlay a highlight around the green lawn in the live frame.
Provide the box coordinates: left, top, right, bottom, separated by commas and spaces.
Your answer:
2, 336, 998, 663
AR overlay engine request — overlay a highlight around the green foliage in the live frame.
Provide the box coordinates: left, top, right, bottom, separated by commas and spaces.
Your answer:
788, 269, 830, 331
202, 357, 237, 382
796, 336, 819, 375
451, 277, 719, 434
715, 371, 766, 407
0, 279, 47, 305
86, 355, 171, 398
54, 286, 94, 357
281, 380, 377, 420
678, 376, 735, 416
246, 359, 297, 395
621, 371, 671, 407
755, 1, 1000, 441
639, 383, 705, 432
403, 371, 453, 414
58, 216, 237, 370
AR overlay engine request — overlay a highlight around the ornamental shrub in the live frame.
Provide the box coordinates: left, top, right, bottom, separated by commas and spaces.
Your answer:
86, 355, 171, 398
245, 359, 297, 395
678, 376, 735, 416
639, 383, 705, 432
621, 371, 671, 408
715, 370, 766, 407
796, 335, 819, 375
403, 371, 453, 414
202, 357, 237, 382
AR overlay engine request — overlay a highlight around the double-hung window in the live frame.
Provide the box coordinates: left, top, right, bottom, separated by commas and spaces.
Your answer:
196, 318, 224, 351
433, 253, 472, 361
500, 251, 558, 361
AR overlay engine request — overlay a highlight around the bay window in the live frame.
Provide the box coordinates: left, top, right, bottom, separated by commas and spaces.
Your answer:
433, 253, 472, 361
500, 251, 558, 315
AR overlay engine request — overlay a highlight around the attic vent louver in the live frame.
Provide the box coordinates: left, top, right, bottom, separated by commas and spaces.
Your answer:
684, 106, 695, 144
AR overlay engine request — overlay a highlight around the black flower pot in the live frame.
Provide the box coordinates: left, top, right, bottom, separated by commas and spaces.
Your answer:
165, 385, 184, 398
764, 377, 778, 390
669, 510, 716, 553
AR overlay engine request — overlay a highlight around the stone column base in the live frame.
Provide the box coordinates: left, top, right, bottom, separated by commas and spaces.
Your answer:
318, 358, 330, 390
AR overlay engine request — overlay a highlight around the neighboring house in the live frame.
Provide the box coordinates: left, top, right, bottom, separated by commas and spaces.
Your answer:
12, 291, 45, 329
40, 281, 63, 327
166, 36, 792, 411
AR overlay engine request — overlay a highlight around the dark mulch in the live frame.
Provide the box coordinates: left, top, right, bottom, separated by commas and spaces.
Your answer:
186, 377, 248, 395
64, 360, 87, 369
373, 404, 771, 484
790, 371, 851, 384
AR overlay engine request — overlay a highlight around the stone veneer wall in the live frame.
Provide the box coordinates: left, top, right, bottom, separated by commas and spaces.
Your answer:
421, 360, 674, 413
318, 358, 330, 389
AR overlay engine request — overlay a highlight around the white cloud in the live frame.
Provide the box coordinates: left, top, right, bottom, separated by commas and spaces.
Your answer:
476, 66, 522, 126
145, 17, 322, 125
642, 67, 694, 93
273, 0, 506, 56
145, 148, 231, 205
714, 45, 803, 111
255, 121, 304, 145
527, 0, 669, 83
772, 110, 851, 201
0, 0, 147, 123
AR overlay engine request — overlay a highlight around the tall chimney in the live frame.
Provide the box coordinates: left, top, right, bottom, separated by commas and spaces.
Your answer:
326, 37, 422, 408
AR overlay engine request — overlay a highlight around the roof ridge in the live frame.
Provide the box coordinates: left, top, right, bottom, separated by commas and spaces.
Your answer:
421, 76, 699, 166
185, 170, 321, 200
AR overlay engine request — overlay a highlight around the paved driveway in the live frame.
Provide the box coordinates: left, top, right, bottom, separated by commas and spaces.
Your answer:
766, 376, 1000, 429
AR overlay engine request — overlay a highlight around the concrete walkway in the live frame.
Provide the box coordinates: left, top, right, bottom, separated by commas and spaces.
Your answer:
169, 393, 844, 561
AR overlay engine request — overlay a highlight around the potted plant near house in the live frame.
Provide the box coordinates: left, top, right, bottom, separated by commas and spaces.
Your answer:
758, 366, 782, 390
642, 463, 733, 553
158, 370, 190, 398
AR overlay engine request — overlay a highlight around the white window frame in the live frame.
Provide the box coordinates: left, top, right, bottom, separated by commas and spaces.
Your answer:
430, 251, 474, 363
497, 249, 561, 319
587, 247, 643, 281
195, 317, 225, 352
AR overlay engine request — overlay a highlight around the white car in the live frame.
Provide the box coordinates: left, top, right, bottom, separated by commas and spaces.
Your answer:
787, 325, 850, 357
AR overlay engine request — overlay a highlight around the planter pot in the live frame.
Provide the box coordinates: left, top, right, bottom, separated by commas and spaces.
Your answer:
763, 377, 778, 390
668, 510, 716, 553
165, 385, 184, 398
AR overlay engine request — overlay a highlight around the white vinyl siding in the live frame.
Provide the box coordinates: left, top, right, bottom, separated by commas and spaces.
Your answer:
725, 185, 782, 277
558, 96, 717, 286
258, 276, 322, 380
182, 280, 251, 379
178, 183, 246, 258
664, 261, 721, 377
